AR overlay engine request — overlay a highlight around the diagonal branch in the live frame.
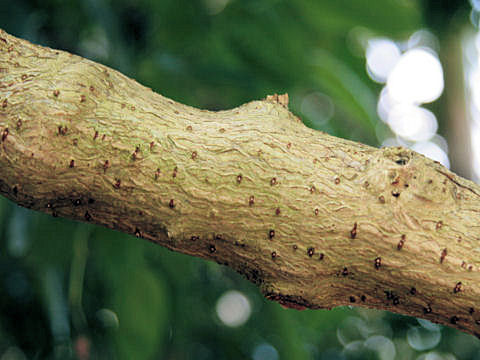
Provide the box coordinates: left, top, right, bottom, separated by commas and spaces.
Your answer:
1, 29, 480, 336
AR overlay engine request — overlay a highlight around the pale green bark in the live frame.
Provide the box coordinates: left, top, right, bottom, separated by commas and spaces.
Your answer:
1, 29, 480, 337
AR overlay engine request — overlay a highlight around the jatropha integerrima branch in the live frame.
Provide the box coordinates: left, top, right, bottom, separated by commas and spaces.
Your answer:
1, 29, 480, 337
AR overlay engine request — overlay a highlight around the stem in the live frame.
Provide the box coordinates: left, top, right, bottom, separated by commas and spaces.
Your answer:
1, 29, 480, 336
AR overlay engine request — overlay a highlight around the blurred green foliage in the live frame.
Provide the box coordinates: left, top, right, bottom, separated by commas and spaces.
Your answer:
0, 0, 479, 359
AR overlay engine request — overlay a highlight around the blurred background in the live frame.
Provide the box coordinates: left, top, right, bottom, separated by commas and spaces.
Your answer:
1, 0, 480, 359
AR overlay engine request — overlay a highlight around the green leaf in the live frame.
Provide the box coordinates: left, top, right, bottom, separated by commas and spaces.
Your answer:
91, 229, 169, 359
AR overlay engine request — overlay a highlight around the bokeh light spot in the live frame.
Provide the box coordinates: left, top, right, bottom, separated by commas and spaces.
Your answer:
387, 104, 438, 142
406, 325, 441, 351
416, 351, 456, 360
412, 141, 450, 169
301, 92, 334, 126
337, 317, 368, 346
387, 48, 444, 104
408, 29, 440, 53
418, 318, 442, 332
364, 335, 396, 360
366, 38, 401, 83
252, 343, 279, 360
204, 0, 230, 15
96, 308, 119, 329
215, 290, 251, 327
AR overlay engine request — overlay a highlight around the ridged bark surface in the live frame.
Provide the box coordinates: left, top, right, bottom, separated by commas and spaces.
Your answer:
1, 29, 480, 336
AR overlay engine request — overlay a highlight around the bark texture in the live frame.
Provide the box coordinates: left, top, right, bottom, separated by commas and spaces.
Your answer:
1, 29, 480, 336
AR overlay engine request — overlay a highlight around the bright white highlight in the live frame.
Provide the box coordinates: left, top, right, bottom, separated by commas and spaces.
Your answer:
412, 141, 450, 169
469, 69, 480, 114
387, 48, 444, 104
366, 32, 449, 170
215, 290, 251, 327
387, 104, 438, 142
466, 31, 480, 183
377, 87, 397, 123
366, 38, 401, 83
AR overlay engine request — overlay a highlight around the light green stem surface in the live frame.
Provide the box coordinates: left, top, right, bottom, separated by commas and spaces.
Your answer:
1, 29, 480, 336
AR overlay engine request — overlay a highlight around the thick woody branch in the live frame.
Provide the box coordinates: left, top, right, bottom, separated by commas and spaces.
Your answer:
1, 29, 480, 336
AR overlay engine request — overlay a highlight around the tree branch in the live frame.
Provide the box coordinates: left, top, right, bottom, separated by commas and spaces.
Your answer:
1, 29, 480, 337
